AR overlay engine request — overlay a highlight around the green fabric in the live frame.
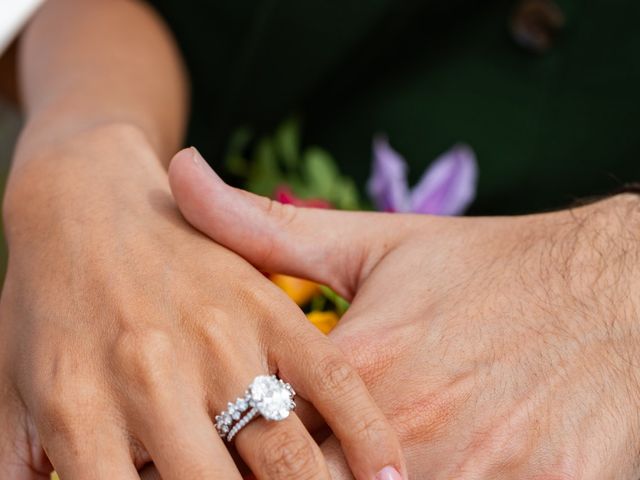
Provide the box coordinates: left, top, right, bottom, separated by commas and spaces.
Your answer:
149, 0, 640, 214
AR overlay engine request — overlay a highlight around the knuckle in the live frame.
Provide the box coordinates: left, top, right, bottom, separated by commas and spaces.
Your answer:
38, 394, 73, 428
37, 374, 94, 423
35, 384, 97, 448
462, 418, 581, 480
112, 327, 176, 392
338, 333, 397, 386
259, 427, 323, 479
29, 348, 101, 444
192, 308, 227, 352
393, 388, 464, 445
264, 198, 298, 229
317, 355, 360, 399
350, 413, 391, 445
253, 197, 299, 269
233, 284, 281, 324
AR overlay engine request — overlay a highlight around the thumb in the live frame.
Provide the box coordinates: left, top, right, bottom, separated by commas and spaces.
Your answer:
168, 147, 411, 298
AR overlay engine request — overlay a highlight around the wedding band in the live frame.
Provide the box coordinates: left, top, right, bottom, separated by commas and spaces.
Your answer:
215, 375, 296, 442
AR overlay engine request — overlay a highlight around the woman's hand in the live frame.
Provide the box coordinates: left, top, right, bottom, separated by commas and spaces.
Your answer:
172, 155, 640, 480
0, 126, 406, 480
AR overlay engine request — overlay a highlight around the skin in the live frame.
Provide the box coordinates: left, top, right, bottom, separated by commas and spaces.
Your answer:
0, 0, 406, 478
170, 149, 640, 480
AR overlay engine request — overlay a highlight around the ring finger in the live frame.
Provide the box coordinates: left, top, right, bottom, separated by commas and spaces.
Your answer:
213, 370, 331, 480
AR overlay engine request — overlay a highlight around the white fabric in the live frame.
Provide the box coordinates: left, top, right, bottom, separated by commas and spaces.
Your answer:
0, 0, 45, 56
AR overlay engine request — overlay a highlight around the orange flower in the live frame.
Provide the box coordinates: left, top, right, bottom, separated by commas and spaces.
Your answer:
270, 274, 319, 306
307, 311, 339, 334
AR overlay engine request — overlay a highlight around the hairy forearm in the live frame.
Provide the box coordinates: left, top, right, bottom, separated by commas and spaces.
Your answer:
15, 0, 188, 165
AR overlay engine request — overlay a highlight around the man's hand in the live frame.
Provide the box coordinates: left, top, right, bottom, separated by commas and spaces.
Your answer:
0, 129, 406, 480
171, 153, 640, 480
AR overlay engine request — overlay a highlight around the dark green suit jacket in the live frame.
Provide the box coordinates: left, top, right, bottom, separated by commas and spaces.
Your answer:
149, 0, 640, 214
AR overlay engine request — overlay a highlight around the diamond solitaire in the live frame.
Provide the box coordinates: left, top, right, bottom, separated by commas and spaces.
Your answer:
215, 374, 296, 442
250, 375, 296, 421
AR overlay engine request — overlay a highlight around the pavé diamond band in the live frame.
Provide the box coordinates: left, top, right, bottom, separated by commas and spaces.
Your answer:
215, 375, 296, 442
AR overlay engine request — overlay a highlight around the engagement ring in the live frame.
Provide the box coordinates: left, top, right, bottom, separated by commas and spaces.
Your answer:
215, 375, 296, 442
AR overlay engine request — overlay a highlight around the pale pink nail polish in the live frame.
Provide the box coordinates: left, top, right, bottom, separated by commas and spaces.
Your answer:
375, 466, 403, 480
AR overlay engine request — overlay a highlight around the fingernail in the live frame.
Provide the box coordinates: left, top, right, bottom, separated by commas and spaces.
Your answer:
375, 466, 403, 480
189, 146, 221, 180
189, 146, 203, 165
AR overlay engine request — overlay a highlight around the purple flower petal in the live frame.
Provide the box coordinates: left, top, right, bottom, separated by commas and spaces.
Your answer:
367, 135, 410, 212
409, 144, 478, 215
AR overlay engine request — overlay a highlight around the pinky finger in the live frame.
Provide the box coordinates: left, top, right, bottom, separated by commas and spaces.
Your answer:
0, 400, 51, 479
0, 434, 51, 479
45, 438, 140, 480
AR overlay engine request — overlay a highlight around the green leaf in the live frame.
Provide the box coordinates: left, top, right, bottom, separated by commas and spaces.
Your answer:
310, 294, 327, 312
283, 176, 307, 197
226, 126, 253, 156
274, 117, 300, 169
246, 137, 282, 196
224, 126, 253, 176
332, 177, 361, 210
319, 285, 350, 315
226, 154, 248, 176
303, 147, 339, 199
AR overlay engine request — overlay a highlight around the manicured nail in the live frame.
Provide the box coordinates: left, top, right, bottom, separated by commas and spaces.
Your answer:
189, 146, 222, 180
189, 146, 203, 165
375, 466, 403, 480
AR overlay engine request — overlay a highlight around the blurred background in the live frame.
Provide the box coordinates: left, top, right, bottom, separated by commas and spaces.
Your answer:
2, 0, 640, 281
0, 100, 19, 166
0, 98, 20, 277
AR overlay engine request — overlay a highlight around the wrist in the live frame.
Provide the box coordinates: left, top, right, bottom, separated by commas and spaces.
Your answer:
3, 122, 169, 245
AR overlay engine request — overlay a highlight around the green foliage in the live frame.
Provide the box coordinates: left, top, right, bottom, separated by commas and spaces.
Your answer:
225, 126, 253, 176
310, 293, 327, 312
246, 137, 280, 196
333, 177, 360, 211
274, 117, 300, 169
303, 147, 339, 199
319, 285, 350, 316
224, 117, 363, 210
